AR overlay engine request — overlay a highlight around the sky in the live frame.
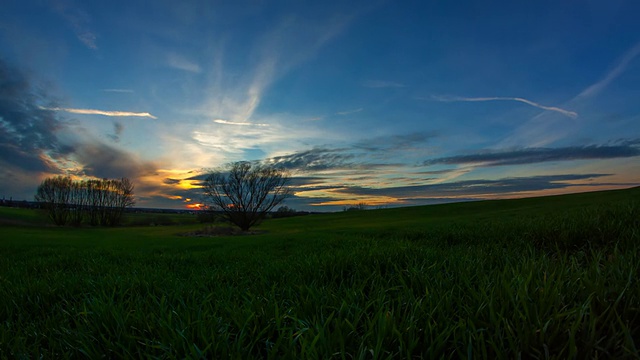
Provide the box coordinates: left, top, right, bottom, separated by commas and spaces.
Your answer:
1, 0, 639, 211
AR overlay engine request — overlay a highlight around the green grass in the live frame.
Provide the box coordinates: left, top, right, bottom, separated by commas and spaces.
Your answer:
122, 212, 199, 227
1, 187, 639, 358
0, 207, 50, 226
0, 207, 199, 228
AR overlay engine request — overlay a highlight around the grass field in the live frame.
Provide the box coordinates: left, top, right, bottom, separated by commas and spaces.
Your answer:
1, 187, 639, 358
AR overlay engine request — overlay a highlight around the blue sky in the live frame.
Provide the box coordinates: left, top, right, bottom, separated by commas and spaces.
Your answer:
1, 0, 639, 211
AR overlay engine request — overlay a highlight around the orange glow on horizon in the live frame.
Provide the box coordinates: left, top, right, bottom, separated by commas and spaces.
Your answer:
311, 195, 403, 207
186, 203, 205, 210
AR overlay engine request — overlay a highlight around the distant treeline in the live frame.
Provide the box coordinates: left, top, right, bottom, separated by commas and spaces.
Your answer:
270, 206, 311, 218
35, 176, 135, 226
0, 198, 35, 209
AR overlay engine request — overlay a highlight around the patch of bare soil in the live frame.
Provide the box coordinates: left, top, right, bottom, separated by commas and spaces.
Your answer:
178, 226, 266, 237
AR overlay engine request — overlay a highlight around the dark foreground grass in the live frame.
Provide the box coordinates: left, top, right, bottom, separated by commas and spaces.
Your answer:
1, 188, 639, 359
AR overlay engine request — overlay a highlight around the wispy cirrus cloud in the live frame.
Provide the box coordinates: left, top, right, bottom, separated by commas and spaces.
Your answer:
52, 0, 98, 50
191, 120, 289, 156
432, 95, 578, 119
213, 119, 269, 127
102, 88, 134, 93
46, 107, 157, 119
499, 41, 640, 148
336, 108, 363, 116
577, 41, 640, 99
354, 132, 438, 152
187, 13, 358, 161
167, 52, 202, 73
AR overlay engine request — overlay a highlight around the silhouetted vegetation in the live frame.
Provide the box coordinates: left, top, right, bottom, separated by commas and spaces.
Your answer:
202, 162, 291, 231
34, 176, 135, 226
343, 202, 368, 211
195, 207, 218, 223
271, 206, 308, 218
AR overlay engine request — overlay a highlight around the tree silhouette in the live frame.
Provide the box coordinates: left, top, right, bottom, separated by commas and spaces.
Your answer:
35, 176, 135, 226
202, 162, 291, 231
35, 176, 73, 225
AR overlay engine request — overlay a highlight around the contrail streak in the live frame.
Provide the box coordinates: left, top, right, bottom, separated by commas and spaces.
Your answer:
102, 89, 134, 93
432, 95, 578, 119
46, 107, 157, 119
214, 119, 269, 127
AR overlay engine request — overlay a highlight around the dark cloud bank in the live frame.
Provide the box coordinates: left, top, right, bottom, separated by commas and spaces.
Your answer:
424, 143, 640, 167
268, 148, 356, 171
0, 58, 69, 173
336, 174, 616, 199
267, 132, 437, 173
261, 139, 639, 210
0, 58, 156, 201
268, 135, 640, 176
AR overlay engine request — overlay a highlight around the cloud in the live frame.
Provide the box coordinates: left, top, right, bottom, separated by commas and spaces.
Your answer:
0, 58, 159, 201
114, 121, 124, 136
293, 172, 625, 210
47, 107, 158, 119
432, 95, 578, 119
73, 142, 157, 179
177, 11, 362, 166
213, 119, 268, 127
336, 108, 363, 116
363, 80, 405, 88
354, 132, 438, 152
52, 1, 98, 50
163, 178, 181, 185
329, 174, 612, 199
577, 41, 640, 99
424, 142, 640, 167
107, 121, 124, 143
265, 131, 436, 173
190, 118, 292, 156
0, 59, 70, 174
129, 173, 205, 209
499, 41, 640, 148
103, 89, 134, 93
267, 148, 356, 171
197, 13, 355, 129
167, 52, 202, 73
415, 169, 466, 175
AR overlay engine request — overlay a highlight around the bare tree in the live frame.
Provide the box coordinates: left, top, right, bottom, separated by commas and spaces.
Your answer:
35, 176, 135, 226
85, 178, 135, 226
35, 176, 73, 225
68, 180, 88, 226
344, 202, 368, 211
202, 162, 291, 231
104, 178, 135, 226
